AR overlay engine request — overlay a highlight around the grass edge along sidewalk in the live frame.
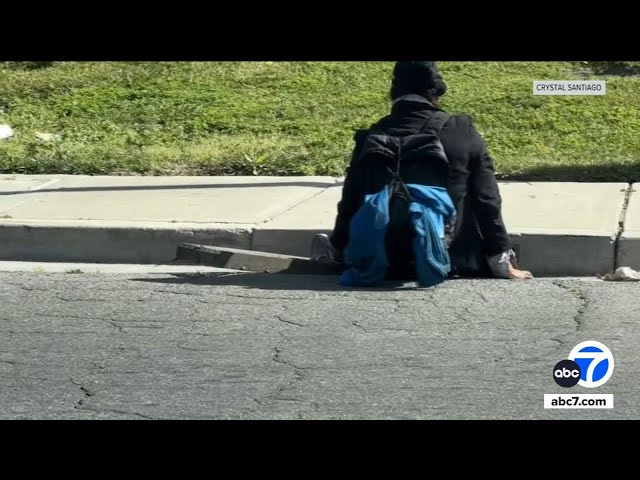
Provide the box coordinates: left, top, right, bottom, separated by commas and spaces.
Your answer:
1, 61, 639, 181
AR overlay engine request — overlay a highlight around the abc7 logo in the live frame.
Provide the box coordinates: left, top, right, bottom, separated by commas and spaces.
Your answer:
553, 360, 581, 387
553, 341, 614, 388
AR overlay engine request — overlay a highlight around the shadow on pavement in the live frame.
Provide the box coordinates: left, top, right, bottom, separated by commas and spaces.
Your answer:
129, 272, 424, 292
0, 181, 342, 196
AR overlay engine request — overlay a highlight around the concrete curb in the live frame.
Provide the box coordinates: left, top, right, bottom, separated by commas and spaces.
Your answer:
0, 219, 627, 277
0, 175, 636, 277
0, 222, 253, 264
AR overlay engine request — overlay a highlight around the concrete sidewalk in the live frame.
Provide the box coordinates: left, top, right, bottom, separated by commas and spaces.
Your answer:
0, 174, 636, 277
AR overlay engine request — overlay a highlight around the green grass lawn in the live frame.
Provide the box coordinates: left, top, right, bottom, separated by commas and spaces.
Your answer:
1, 61, 639, 181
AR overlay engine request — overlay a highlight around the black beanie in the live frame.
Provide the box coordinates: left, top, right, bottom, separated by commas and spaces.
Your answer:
392, 61, 448, 98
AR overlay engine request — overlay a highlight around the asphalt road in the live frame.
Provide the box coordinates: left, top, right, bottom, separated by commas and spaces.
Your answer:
0, 269, 637, 420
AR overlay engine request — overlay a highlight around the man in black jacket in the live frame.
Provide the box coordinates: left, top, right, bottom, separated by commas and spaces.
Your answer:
312, 61, 533, 280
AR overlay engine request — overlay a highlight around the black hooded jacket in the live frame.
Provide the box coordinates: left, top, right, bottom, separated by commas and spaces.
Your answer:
329, 96, 512, 276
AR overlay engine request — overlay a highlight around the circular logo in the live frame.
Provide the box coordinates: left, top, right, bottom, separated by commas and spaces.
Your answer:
553, 359, 581, 387
568, 341, 614, 388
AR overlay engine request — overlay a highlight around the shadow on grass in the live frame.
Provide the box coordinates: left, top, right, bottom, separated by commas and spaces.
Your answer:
1, 61, 54, 71
497, 163, 640, 183
585, 61, 640, 77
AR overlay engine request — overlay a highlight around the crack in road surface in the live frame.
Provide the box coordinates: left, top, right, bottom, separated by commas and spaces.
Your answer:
70, 377, 95, 407
274, 314, 305, 328
78, 407, 156, 420
242, 343, 310, 419
352, 320, 368, 333
70, 377, 155, 419
272, 351, 307, 386
100, 293, 158, 334
97, 317, 125, 333
151, 289, 199, 297
477, 291, 490, 303
0, 359, 25, 365
272, 347, 306, 383
454, 306, 474, 324
553, 281, 588, 331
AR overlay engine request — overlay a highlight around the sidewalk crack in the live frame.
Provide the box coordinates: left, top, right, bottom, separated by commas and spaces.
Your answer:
258, 183, 337, 225
613, 183, 634, 271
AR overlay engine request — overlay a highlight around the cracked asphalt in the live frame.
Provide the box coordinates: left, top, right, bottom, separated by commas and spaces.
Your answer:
0, 270, 638, 420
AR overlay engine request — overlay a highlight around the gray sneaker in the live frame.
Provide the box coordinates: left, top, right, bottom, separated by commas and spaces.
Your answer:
310, 233, 342, 264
